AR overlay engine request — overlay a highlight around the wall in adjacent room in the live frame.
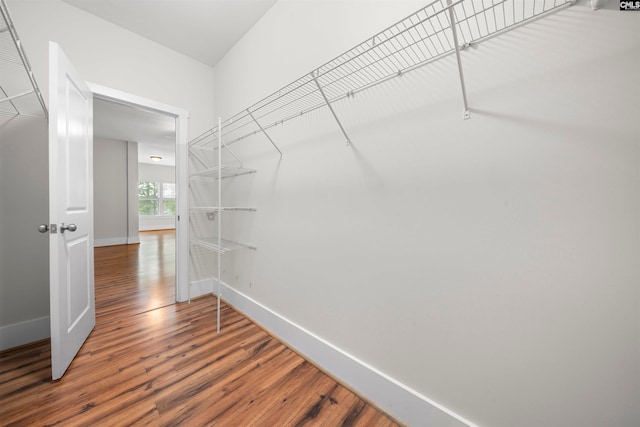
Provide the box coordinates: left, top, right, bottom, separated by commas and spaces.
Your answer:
93, 138, 139, 246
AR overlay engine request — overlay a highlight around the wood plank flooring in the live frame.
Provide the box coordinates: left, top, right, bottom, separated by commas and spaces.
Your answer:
95, 230, 176, 322
0, 230, 401, 426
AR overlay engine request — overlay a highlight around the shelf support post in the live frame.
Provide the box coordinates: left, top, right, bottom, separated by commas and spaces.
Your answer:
447, 0, 470, 120
247, 109, 283, 157
216, 117, 222, 334
311, 70, 352, 145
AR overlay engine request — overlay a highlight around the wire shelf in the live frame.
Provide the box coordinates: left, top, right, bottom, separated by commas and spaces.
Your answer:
190, 164, 257, 180
0, 0, 47, 125
189, 0, 574, 150
190, 206, 257, 212
191, 237, 256, 254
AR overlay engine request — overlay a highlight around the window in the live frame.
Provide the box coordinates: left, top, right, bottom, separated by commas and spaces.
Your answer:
138, 181, 176, 216
161, 183, 176, 215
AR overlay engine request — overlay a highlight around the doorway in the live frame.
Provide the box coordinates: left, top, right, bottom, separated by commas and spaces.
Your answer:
92, 95, 179, 320
89, 83, 189, 303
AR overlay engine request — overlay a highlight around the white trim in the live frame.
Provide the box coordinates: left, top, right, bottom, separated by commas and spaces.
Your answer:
94, 237, 128, 247
174, 114, 189, 302
0, 316, 50, 351
139, 215, 176, 232
88, 82, 189, 303
87, 83, 189, 118
93, 236, 140, 246
193, 278, 477, 427
138, 225, 175, 232
189, 278, 214, 299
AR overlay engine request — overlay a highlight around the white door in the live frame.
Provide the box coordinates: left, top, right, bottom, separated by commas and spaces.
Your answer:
48, 42, 95, 380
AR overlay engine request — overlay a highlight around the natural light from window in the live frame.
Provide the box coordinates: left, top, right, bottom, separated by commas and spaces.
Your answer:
138, 181, 176, 216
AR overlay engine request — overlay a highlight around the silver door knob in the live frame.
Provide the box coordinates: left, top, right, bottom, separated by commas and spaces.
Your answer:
60, 223, 77, 233
38, 224, 49, 233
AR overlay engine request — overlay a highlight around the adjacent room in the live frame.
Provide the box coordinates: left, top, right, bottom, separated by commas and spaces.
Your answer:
1, 1, 638, 426
92, 98, 178, 314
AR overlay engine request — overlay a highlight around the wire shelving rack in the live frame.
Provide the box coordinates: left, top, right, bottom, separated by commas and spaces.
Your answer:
189, 0, 575, 152
0, 0, 47, 125
187, 0, 576, 333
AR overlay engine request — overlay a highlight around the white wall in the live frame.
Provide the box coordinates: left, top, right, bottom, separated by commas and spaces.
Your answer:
138, 163, 176, 231
139, 162, 176, 183
93, 138, 139, 246
94, 138, 126, 245
0, 116, 49, 351
127, 142, 139, 239
204, 2, 640, 426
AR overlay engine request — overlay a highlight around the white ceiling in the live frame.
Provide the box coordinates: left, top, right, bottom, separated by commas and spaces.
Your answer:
63, 0, 278, 167
93, 98, 177, 166
62, 0, 278, 67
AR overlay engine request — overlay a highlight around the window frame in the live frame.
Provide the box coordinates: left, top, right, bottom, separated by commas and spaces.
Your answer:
138, 180, 176, 218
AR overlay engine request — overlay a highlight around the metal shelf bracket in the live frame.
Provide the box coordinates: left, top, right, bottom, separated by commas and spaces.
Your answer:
247, 109, 283, 157
311, 70, 352, 146
447, 0, 470, 120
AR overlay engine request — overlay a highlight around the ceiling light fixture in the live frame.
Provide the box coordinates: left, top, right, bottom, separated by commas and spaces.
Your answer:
150, 155, 162, 161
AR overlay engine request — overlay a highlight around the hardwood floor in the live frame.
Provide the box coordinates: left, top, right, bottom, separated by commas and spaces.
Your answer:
0, 230, 400, 426
95, 230, 176, 322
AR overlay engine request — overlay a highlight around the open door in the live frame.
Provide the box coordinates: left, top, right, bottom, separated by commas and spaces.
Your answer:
48, 42, 95, 380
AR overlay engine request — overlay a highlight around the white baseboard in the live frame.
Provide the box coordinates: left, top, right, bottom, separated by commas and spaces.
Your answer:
188, 278, 214, 300
94, 237, 128, 247
139, 225, 176, 231
94, 236, 140, 247
0, 316, 50, 352
192, 278, 476, 427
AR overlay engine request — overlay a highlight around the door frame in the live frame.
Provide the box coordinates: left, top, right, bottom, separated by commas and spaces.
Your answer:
88, 83, 189, 302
